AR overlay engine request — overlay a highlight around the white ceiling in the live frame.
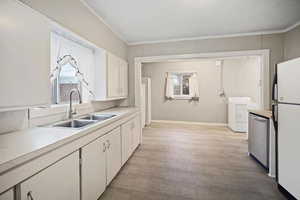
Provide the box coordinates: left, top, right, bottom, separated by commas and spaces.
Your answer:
83, 0, 300, 45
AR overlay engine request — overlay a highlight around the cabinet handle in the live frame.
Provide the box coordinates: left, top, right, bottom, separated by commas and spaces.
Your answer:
27, 191, 34, 200
107, 140, 110, 149
102, 142, 106, 152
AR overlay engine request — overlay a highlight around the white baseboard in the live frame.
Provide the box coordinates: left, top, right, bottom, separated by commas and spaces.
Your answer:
151, 120, 227, 126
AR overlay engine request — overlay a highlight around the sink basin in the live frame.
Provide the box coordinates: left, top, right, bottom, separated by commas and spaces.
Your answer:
80, 114, 116, 121
53, 119, 96, 128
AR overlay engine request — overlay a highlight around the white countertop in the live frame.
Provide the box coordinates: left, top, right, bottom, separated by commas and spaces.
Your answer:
248, 109, 272, 119
0, 107, 139, 174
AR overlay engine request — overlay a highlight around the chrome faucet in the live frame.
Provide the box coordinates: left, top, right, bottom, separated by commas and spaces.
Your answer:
69, 88, 82, 119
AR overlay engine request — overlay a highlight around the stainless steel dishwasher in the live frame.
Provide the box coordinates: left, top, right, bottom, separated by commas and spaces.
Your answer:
248, 113, 269, 169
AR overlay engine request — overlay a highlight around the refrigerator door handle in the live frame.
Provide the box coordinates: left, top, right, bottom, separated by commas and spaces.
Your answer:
272, 67, 278, 101
272, 104, 278, 131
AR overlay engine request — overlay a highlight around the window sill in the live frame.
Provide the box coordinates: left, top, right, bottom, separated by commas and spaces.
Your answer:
173, 96, 192, 100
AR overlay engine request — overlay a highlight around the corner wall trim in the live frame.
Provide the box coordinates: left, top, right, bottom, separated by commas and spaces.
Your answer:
151, 120, 228, 126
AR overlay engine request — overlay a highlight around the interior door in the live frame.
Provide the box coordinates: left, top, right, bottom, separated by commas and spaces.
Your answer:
105, 127, 122, 185
107, 53, 120, 98
81, 136, 106, 200
277, 58, 300, 104
20, 151, 80, 200
278, 104, 300, 199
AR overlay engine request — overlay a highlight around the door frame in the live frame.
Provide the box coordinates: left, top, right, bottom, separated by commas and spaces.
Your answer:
134, 49, 270, 110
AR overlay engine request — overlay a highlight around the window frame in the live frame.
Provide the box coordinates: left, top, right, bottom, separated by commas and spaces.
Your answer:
50, 32, 95, 105
170, 72, 194, 100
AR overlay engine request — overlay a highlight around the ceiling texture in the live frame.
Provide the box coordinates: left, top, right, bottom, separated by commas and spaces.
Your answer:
83, 0, 300, 45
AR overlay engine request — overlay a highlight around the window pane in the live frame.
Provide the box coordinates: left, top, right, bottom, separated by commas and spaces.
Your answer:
58, 63, 81, 103
182, 75, 190, 95
172, 74, 181, 95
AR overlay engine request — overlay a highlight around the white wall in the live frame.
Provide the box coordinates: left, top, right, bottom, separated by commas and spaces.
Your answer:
283, 25, 300, 61
20, 0, 128, 59
142, 57, 261, 123
223, 57, 261, 105
0, 0, 128, 134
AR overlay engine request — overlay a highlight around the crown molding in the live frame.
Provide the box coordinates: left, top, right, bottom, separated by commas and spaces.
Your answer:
128, 21, 300, 46
127, 30, 285, 45
283, 20, 300, 32
80, 0, 129, 45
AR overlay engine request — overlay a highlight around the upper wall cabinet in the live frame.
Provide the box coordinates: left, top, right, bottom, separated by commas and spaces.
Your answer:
93, 51, 128, 101
0, 0, 51, 111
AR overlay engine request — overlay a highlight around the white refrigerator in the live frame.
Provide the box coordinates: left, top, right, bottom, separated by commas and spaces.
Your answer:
275, 57, 300, 199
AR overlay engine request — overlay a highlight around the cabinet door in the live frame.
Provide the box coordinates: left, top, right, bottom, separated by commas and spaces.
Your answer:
0, 189, 13, 200
132, 116, 141, 151
0, 0, 51, 110
119, 59, 128, 97
105, 127, 122, 185
20, 151, 80, 200
81, 136, 107, 200
107, 53, 120, 98
121, 119, 134, 165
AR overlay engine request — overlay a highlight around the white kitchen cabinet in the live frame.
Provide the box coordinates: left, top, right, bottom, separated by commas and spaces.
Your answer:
107, 53, 121, 98
121, 116, 141, 165
81, 136, 106, 200
121, 119, 134, 165
0, 0, 51, 111
0, 189, 13, 200
93, 51, 128, 101
104, 127, 122, 185
119, 59, 128, 97
20, 151, 80, 200
132, 116, 141, 150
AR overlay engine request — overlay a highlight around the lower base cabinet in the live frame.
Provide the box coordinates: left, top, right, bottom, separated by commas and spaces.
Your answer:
20, 151, 80, 200
2, 114, 140, 200
81, 127, 122, 200
121, 119, 134, 165
121, 116, 141, 165
0, 189, 14, 200
105, 127, 122, 185
132, 116, 141, 150
81, 133, 107, 200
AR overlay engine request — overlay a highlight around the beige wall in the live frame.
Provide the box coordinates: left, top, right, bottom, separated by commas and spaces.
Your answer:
283, 25, 300, 61
20, 0, 128, 59
142, 58, 261, 123
128, 34, 284, 106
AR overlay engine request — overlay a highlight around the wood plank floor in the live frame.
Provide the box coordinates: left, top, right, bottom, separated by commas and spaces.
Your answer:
99, 122, 285, 200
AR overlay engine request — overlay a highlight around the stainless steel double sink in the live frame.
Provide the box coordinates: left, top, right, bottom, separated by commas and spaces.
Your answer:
52, 114, 116, 128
